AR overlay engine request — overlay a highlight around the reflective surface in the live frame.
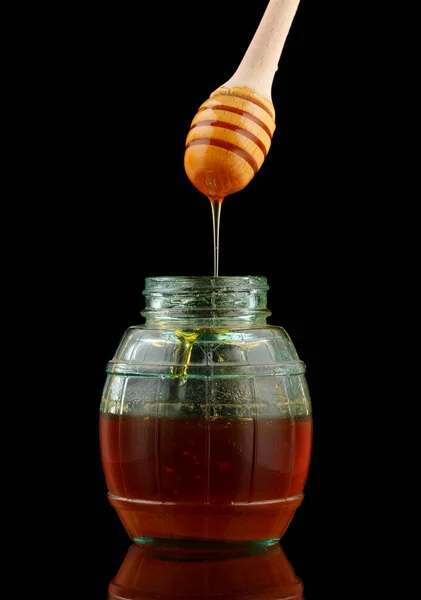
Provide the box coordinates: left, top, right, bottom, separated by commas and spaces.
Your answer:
108, 541, 304, 599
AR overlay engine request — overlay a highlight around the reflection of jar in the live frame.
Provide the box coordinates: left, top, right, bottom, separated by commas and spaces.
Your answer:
100, 276, 312, 550
108, 542, 304, 599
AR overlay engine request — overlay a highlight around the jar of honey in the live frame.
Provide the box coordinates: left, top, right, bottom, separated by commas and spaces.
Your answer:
99, 276, 312, 550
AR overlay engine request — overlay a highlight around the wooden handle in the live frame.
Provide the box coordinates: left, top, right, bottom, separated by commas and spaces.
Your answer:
223, 0, 302, 101
185, 0, 302, 200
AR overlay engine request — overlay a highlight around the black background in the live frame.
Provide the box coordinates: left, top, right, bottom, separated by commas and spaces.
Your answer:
29, 0, 368, 597
7, 0, 413, 594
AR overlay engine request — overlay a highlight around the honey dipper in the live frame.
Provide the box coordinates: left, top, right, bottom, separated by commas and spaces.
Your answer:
184, 0, 302, 201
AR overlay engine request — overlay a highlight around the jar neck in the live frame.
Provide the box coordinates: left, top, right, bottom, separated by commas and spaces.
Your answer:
141, 276, 272, 329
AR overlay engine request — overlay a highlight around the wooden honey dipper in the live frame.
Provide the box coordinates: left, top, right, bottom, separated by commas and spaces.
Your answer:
184, 0, 303, 202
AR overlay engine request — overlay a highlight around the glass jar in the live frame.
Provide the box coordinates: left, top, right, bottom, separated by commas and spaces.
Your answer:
99, 276, 312, 550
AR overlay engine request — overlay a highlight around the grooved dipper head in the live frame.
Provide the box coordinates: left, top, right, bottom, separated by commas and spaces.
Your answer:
184, 86, 276, 200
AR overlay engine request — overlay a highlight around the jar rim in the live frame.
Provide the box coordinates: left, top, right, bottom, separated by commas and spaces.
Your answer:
145, 275, 267, 279
141, 276, 271, 326
144, 275, 269, 290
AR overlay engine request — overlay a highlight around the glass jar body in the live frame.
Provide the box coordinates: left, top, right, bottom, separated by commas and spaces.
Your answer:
99, 277, 312, 550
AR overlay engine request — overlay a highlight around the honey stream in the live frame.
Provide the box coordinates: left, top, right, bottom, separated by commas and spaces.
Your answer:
209, 197, 223, 277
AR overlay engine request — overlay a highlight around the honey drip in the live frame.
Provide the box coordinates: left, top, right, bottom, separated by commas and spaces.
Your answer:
209, 197, 223, 276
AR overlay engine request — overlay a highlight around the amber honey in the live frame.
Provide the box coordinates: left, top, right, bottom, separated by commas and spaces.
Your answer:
100, 413, 312, 545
